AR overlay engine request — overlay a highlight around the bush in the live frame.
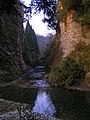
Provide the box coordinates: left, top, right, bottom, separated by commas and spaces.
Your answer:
49, 57, 85, 87
49, 64, 61, 85
70, 42, 90, 72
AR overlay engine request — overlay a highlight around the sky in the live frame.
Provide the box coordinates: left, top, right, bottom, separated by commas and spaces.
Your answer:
21, 0, 56, 36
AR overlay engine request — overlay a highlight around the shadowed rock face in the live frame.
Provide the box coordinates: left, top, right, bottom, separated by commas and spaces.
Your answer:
0, 0, 26, 82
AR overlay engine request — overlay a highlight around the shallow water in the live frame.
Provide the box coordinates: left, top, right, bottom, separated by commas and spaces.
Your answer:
0, 66, 90, 120
32, 88, 56, 115
0, 85, 90, 119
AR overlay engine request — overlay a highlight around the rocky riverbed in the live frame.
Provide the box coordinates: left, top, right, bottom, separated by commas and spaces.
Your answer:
0, 99, 60, 120
0, 66, 90, 120
0, 66, 61, 120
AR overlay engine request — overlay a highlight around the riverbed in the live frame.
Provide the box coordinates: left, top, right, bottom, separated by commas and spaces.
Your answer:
0, 66, 90, 120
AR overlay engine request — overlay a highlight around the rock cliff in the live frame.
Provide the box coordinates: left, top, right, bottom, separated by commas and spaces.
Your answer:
59, 10, 90, 57
50, 10, 90, 86
0, 1, 26, 82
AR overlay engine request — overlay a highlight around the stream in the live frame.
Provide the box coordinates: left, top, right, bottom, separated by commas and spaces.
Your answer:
0, 66, 90, 120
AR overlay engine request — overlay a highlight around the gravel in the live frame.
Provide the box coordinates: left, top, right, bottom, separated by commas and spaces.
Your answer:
0, 99, 61, 120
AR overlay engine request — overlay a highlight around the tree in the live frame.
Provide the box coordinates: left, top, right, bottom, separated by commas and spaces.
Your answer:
23, 21, 40, 66
31, 0, 57, 30
0, 0, 59, 30
23, 0, 58, 30
59, 0, 90, 25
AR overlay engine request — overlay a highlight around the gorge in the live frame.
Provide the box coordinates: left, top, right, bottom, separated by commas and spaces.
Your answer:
0, 0, 90, 119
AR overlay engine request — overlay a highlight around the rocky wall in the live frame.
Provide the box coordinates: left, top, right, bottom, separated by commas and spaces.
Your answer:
0, 2, 26, 82
60, 10, 83, 57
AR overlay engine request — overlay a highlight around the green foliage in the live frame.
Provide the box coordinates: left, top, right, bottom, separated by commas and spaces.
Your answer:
25, 0, 90, 28
30, 0, 57, 30
42, 35, 56, 71
49, 57, 85, 87
49, 64, 61, 85
70, 41, 90, 72
43, 42, 54, 71
60, 0, 90, 26
61, 0, 81, 10
23, 21, 40, 67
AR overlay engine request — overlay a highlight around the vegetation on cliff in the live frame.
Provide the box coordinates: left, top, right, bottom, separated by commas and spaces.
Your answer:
36, 34, 55, 68
0, 0, 90, 86
23, 21, 40, 67
49, 57, 85, 87
36, 34, 55, 58
70, 41, 90, 72
59, 0, 90, 25
70, 41, 90, 86
47, 0, 90, 86
43, 39, 55, 70
49, 30, 90, 87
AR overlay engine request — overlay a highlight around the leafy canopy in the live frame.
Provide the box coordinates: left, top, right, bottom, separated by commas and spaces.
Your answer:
60, 0, 90, 25
1, 0, 90, 29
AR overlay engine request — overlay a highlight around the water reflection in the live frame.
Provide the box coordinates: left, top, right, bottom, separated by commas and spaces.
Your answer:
0, 86, 90, 120
32, 88, 56, 116
50, 88, 90, 120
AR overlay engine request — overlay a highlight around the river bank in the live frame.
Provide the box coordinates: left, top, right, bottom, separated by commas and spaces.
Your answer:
0, 99, 60, 120
65, 86, 90, 91
0, 78, 90, 92
0, 65, 90, 91
0, 66, 90, 120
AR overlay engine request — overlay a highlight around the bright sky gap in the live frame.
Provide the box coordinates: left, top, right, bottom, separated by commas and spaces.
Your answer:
21, 0, 56, 36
